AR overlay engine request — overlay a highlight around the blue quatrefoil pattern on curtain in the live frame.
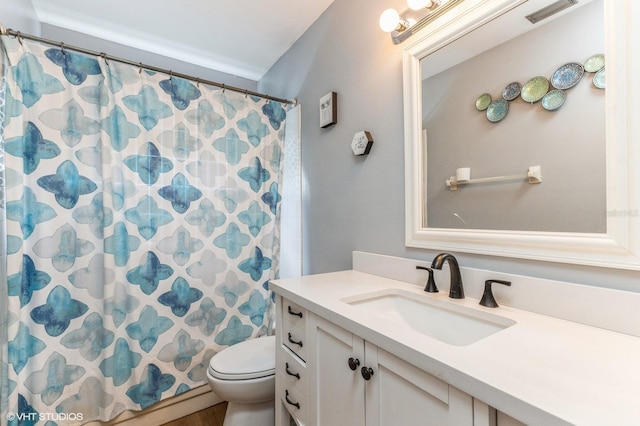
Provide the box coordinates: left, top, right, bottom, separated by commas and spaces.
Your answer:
0, 35, 287, 424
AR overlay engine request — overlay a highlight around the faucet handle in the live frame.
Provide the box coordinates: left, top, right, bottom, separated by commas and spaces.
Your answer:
416, 266, 439, 293
479, 279, 511, 308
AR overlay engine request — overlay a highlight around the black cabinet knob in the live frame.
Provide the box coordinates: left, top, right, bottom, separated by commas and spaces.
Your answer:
348, 357, 360, 371
361, 366, 374, 381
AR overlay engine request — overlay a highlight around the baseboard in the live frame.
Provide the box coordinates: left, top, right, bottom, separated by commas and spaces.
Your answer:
87, 385, 223, 426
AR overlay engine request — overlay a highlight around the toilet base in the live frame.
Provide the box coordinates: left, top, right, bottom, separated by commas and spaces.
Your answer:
223, 399, 275, 426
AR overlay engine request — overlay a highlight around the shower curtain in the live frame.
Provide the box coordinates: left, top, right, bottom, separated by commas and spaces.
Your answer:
0, 35, 287, 424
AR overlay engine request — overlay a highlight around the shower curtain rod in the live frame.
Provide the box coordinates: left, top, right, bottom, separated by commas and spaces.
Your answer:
0, 25, 296, 105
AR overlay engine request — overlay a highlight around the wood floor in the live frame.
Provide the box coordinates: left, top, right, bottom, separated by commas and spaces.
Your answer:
161, 402, 227, 426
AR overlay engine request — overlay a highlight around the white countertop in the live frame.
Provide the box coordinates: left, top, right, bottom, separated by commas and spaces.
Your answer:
270, 270, 640, 426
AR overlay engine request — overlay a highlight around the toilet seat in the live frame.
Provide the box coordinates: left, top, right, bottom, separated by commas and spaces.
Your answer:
209, 335, 276, 380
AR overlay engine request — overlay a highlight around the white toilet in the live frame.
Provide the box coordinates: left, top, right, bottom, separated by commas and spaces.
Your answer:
207, 335, 276, 426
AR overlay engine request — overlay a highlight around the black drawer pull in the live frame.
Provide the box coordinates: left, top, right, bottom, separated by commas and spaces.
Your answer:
285, 362, 300, 379
287, 305, 303, 318
287, 332, 303, 348
285, 390, 300, 409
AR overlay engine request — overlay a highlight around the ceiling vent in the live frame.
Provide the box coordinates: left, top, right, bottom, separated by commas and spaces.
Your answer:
525, 0, 578, 24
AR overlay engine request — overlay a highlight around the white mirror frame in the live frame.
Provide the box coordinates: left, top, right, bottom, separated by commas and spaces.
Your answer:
403, 0, 640, 270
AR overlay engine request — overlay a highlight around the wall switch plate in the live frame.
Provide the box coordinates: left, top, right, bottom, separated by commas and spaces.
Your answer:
319, 92, 337, 128
351, 131, 373, 155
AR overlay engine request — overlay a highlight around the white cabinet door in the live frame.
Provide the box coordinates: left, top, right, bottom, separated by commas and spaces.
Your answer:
365, 343, 473, 426
312, 317, 474, 426
312, 317, 366, 426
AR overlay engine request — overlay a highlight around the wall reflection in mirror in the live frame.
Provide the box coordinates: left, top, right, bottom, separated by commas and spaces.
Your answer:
421, 0, 604, 232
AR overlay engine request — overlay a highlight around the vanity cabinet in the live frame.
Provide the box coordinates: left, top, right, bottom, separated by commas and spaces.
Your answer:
310, 316, 474, 426
275, 294, 523, 426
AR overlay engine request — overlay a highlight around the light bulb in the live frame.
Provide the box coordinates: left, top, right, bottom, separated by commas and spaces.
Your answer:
407, 0, 431, 10
379, 8, 401, 32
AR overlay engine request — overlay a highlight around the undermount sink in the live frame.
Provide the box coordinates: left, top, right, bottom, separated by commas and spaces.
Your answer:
342, 289, 516, 346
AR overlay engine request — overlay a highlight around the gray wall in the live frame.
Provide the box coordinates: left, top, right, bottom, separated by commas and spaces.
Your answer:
259, 0, 640, 292
259, 0, 408, 277
0, 0, 40, 35
424, 1, 605, 232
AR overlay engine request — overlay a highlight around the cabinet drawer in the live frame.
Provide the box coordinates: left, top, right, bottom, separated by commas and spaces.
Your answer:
279, 346, 308, 394
282, 321, 307, 362
278, 372, 308, 425
282, 300, 307, 330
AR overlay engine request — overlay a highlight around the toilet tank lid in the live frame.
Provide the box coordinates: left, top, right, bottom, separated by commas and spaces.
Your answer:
209, 336, 276, 379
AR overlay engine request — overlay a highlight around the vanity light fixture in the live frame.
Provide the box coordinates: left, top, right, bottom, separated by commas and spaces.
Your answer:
379, 0, 463, 44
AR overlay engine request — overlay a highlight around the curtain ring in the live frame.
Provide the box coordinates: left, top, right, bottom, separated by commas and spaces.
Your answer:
16, 31, 23, 45
169, 70, 173, 80
222, 84, 226, 93
100, 52, 109, 65
60, 42, 66, 55
244, 88, 248, 98
196, 77, 200, 88
138, 62, 143, 74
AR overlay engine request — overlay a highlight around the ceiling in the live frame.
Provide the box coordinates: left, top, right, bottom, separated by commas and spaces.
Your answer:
30, 0, 334, 81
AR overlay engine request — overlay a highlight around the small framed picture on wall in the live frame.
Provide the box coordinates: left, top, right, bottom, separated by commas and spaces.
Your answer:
319, 91, 337, 128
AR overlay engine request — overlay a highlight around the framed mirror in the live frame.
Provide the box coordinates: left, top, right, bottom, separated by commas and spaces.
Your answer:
403, 0, 640, 270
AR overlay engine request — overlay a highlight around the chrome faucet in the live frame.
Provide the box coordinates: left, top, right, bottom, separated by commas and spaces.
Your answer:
431, 253, 464, 299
